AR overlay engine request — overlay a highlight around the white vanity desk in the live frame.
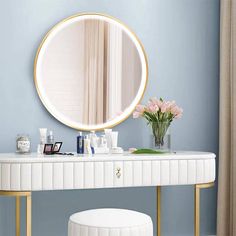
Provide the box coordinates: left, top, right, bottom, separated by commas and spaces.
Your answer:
0, 151, 216, 236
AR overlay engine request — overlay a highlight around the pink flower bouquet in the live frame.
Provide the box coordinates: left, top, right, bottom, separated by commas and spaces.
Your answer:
133, 97, 183, 149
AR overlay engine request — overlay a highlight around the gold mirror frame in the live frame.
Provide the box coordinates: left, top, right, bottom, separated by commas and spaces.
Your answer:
34, 13, 148, 131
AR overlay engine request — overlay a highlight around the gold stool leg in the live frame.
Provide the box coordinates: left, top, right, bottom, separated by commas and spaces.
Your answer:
157, 186, 161, 236
26, 193, 32, 236
16, 196, 21, 236
194, 185, 200, 236
194, 183, 214, 236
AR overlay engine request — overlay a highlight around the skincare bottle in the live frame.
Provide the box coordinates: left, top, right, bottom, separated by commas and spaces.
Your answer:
90, 131, 98, 148
39, 128, 47, 154
77, 131, 84, 154
110, 131, 118, 148
99, 135, 108, 148
104, 129, 112, 150
47, 130, 54, 144
84, 135, 92, 155
39, 128, 47, 144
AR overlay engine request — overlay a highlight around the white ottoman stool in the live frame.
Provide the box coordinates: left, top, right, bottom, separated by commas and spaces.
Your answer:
68, 208, 153, 236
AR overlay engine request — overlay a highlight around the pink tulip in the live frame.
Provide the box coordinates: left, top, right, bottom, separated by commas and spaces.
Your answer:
175, 108, 183, 118
133, 111, 141, 119
156, 100, 163, 108
147, 101, 159, 113
160, 103, 167, 113
149, 97, 158, 104
171, 105, 183, 118
160, 101, 171, 112
149, 97, 164, 108
133, 97, 183, 121
136, 104, 145, 113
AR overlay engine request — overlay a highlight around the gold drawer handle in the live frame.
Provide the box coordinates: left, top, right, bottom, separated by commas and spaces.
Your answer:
116, 167, 121, 178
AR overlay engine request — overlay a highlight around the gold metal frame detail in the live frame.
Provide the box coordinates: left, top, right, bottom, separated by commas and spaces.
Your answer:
33, 12, 149, 131
0, 182, 214, 236
157, 182, 214, 236
0, 191, 32, 236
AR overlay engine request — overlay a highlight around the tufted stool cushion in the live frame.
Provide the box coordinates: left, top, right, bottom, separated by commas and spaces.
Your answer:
68, 208, 153, 236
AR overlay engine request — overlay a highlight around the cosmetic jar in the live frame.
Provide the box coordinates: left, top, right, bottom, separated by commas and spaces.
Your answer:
16, 134, 31, 153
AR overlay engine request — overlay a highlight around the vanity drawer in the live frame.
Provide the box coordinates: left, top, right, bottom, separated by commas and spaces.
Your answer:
0, 159, 215, 191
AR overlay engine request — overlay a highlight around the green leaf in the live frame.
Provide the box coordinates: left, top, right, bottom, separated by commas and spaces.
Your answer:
132, 148, 167, 154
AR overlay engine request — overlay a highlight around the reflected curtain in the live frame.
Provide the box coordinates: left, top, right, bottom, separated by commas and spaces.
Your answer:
83, 21, 123, 125
106, 24, 123, 120
217, 0, 236, 235
83, 20, 105, 125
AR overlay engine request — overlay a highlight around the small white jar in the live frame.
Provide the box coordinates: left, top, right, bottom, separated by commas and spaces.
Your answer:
16, 134, 31, 154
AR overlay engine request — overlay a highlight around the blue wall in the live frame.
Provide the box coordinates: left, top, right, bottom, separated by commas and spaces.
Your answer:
0, 0, 219, 235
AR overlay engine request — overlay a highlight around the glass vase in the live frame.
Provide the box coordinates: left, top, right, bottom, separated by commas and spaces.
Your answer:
151, 121, 171, 151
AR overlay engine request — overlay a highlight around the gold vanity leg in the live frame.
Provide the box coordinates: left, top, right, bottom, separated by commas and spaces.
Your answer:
26, 193, 32, 236
16, 196, 21, 236
157, 186, 161, 236
0, 191, 32, 236
194, 183, 214, 236
194, 185, 200, 236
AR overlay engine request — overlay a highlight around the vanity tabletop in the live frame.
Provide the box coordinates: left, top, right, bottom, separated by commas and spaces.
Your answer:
0, 151, 216, 163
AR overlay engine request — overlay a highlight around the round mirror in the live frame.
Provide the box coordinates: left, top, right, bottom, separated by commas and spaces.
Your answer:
34, 13, 148, 130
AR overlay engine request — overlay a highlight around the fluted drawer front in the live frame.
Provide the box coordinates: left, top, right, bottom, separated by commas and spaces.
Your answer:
0, 159, 215, 191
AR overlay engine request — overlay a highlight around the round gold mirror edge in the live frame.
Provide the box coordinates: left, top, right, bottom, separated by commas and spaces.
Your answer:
33, 12, 149, 131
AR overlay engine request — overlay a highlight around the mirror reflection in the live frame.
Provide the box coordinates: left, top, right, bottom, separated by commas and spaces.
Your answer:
35, 14, 147, 129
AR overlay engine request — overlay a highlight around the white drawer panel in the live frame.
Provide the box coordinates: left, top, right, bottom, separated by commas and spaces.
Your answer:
169, 160, 178, 185
133, 161, 142, 186
94, 162, 104, 188
84, 162, 94, 188
151, 161, 160, 185
104, 162, 113, 188
187, 160, 196, 184
74, 162, 84, 189
32, 163, 42, 190
1, 164, 10, 190
143, 161, 152, 185
42, 163, 53, 190
0, 158, 216, 191
209, 159, 215, 182
124, 161, 133, 186
161, 161, 170, 185
179, 160, 188, 184
64, 163, 74, 189
21, 164, 31, 190
204, 160, 210, 182
11, 164, 20, 190
53, 163, 63, 190
196, 160, 204, 183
